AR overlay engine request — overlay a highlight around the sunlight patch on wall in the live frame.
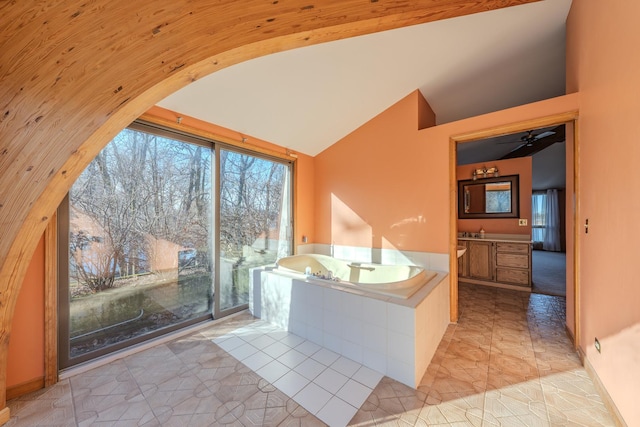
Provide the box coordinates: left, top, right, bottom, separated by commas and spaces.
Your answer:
380, 237, 414, 265
388, 215, 428, 250
330, 193, 372, 247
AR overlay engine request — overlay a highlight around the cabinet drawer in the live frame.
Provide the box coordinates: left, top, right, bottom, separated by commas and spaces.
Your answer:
496, 242, 529, 254
496, 253, 528, 269
496, 268, 529, 285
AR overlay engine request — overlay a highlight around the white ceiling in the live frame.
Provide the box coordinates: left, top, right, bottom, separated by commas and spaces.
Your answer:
159, 0, 572, 157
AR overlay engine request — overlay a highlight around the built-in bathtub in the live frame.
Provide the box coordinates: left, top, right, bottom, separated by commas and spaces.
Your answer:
249, 254, 450, 388
276, 253, 437, 299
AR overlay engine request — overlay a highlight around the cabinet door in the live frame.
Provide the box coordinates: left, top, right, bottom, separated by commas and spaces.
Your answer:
468, 241, 494, 280
457, 240, 469, 277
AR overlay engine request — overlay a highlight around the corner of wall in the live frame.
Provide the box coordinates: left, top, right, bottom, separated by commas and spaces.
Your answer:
565, 0, 580, 94
416, 90, 436, 130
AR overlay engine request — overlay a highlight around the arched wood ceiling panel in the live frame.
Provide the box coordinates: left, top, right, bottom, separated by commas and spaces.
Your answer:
0, 0, 538, 419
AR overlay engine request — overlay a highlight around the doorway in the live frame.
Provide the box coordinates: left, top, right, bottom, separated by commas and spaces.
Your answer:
531, 186, 567, 297
449, 112, 579, 347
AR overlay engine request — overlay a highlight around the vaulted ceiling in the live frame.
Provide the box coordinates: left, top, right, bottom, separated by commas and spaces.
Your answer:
159, 0, 572, 158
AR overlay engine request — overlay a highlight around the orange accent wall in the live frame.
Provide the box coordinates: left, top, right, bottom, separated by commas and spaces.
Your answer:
457, 157, 532, 236
315, 91, 578, 255
7, 235, 45, 389
420, 95, 578, 254
567, 2, 640, 424
295, 153, 315, 248
314, 90, 438, 252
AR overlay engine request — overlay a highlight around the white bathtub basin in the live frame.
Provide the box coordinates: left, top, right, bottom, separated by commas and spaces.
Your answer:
275, 253, 435, 299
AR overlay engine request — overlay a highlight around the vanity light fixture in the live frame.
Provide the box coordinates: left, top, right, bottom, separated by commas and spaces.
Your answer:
472, 166, 499, 180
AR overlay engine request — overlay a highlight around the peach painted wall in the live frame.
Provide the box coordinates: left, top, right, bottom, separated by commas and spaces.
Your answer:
567, 2, 640, 424
7, 235, 45, 389
456, 157, 532, 236
418, 92, 436, 130
314, 90, 438, 252
315, 92, 578, 256
420, 94, 578, 254
294, 153, 315, 249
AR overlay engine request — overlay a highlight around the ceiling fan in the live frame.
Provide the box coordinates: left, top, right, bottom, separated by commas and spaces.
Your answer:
500, 129, 556, 147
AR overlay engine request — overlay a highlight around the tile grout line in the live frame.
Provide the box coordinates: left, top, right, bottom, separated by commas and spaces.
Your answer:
526, 295, 554, 426
481, 286, 498, 424
67, 380, 81, 427
66, 373, 82, 426
215, 321, 383, 426
122, 347, 159, 425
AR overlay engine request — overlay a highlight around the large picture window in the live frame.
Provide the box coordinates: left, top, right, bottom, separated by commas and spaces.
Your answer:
218, 149, 292, 312
59, 122, 292, 368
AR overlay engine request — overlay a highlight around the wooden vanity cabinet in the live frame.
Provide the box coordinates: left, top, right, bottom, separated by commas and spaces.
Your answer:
457, 238, 531, 290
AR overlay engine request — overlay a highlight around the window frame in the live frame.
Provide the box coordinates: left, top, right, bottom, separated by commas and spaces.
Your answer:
57, 120, 294, 369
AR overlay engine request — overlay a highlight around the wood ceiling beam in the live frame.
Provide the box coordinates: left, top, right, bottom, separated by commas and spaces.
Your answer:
0, 0, 540, 419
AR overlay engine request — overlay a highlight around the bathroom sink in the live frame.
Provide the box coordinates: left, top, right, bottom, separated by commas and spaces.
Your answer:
456, 246, 467, 258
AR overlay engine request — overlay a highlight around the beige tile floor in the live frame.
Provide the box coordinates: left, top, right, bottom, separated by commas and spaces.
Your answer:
7, 283, 616, 426
212, 321, 384, 426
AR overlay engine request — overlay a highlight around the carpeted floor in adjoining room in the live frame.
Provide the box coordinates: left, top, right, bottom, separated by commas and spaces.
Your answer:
532, 250, 566, 297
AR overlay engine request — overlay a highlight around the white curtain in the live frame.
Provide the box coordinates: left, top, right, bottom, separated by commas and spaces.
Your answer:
531, 192, 545, 243
277, 169, 292, 259
543, 189, 562, 251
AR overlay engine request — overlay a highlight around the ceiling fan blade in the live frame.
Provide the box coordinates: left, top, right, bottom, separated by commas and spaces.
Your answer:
507, 143, 528, 153
533, 131, 555, 140
497, 129, 556, 144
497, 138, 526, 144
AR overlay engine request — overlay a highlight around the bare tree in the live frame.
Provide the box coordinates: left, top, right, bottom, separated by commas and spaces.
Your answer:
69, 127, 285, 306
70, 129, 212, 293
219, 150, 286, 306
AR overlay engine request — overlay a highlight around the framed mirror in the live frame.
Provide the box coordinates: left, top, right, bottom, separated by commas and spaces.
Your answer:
458, 175, 519, 219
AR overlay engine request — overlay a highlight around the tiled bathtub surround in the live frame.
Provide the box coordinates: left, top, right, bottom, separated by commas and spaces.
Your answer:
251, 267, 450, 387
213, 320, 383, 426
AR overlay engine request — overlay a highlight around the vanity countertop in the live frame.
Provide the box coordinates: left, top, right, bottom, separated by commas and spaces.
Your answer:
457, 233, 531, 244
